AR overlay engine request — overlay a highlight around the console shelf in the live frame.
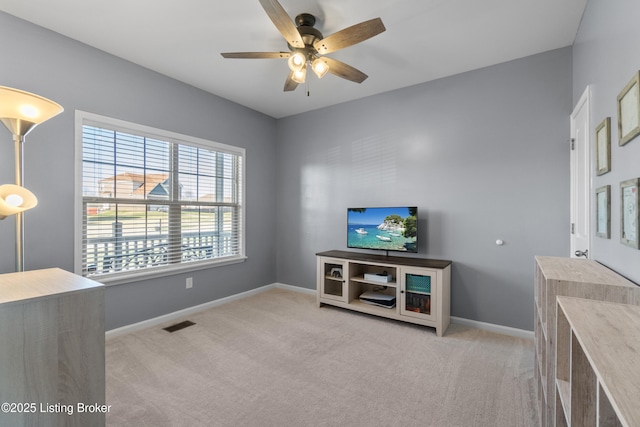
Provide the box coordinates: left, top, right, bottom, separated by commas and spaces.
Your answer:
556, 297, 640, 426
317, 250, 451, 336
349, 275, 398, 287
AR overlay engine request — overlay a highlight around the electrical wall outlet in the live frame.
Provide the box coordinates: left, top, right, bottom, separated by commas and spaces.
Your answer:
186, 277, 193, 289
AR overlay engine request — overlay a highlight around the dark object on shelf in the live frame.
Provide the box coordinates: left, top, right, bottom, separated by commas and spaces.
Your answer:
406, 294, 430, 314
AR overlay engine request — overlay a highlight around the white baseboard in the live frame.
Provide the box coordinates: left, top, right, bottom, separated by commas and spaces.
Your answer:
451, 316, 534, 340
106, 282, 532, 341
106, 283, 277, 339
273, 282, 316, 296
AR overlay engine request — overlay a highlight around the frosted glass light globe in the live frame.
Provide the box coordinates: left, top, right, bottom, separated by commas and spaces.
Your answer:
5, 193, 24, 207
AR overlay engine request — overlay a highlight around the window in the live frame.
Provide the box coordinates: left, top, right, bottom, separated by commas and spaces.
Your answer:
75, 112, 245, 283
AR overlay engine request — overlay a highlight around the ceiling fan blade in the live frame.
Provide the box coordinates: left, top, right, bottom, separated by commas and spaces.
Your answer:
320, 57, 368, 83
258, 0, 305, 48
221, 52, 291, 59
314, 18, 385, 55
284, 71, 299, 91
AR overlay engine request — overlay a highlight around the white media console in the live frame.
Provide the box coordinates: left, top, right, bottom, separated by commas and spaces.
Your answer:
316, 250, 452, 336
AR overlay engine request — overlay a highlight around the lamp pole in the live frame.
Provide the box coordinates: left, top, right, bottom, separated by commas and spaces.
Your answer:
14, 134, 25, 272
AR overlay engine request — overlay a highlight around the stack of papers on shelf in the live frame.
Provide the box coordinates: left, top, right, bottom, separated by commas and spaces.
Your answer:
359, 291, 396, 308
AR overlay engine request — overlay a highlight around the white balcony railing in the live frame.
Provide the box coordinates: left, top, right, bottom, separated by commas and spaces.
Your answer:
85, 231, 234, 276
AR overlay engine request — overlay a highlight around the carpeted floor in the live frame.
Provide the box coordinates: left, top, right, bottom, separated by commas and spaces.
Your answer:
106, 288, 538, 426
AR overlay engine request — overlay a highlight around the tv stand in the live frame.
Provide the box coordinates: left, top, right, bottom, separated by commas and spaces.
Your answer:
317, 250, 451, 336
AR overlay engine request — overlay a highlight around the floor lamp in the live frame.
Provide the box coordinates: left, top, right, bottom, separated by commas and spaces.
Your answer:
0, 86, 63, 272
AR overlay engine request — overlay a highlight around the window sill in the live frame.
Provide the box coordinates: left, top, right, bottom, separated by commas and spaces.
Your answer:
86, 255, 248, 286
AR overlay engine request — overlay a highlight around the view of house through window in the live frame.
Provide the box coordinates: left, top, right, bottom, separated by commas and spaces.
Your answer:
77, 113, 245, 280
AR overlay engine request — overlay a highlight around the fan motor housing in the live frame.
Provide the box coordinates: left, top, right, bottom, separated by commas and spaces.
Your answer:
290, 13, 323, 49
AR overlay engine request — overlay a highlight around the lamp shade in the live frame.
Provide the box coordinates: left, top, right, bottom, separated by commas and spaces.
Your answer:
0, 86, 64, 137
0, 184, 38, 220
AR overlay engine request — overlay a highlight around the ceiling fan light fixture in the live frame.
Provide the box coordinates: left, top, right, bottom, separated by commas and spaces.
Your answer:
311, 58, 329, 78
287, 52, 306, 72
221, 1, 386, 92
292, 65, 307, 84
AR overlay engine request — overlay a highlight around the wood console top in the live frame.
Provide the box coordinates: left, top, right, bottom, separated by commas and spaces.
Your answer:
0, 267, 103, 305
535, 256, 636, 287
317, 250, 451, 269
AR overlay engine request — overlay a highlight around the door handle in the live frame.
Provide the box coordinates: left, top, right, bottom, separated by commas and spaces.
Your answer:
574, 249, 588, 258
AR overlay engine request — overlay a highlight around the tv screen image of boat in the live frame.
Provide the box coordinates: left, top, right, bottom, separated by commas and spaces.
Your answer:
347, 207, 417, 253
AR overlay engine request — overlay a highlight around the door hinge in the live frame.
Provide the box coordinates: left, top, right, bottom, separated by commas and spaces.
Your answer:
571, 223, 575, 234
570, 138, 575, 150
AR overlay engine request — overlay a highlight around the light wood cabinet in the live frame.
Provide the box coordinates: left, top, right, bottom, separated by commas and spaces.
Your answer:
318, 257, 348, 303
317, 250, 451, 336
0, 268, 105, 427
534, 256, 640, 427
556, 297, 640, 426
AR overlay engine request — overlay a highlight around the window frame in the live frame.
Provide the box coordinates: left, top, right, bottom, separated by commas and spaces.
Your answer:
74, 110, 246, 285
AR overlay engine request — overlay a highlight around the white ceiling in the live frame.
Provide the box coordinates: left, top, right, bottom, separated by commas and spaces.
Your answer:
0, 0, 587, 119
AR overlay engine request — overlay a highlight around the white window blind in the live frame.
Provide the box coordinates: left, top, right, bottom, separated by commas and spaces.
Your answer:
76, 112, 245, 281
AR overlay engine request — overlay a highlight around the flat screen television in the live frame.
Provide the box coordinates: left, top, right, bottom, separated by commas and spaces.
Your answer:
347, 206, 418, 253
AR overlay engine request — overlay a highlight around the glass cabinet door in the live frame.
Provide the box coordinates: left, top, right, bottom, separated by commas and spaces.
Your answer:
400, 267, 437, 321
319, 258, 347, 302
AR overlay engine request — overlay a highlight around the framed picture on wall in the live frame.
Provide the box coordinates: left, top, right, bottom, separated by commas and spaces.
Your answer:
596, 185, 611, 238
617, 71, 640, 146
595, 117, 611, 175
620, 178, 640, 249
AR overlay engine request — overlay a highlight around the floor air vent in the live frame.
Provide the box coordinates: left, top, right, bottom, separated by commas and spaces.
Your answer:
163, 320, 195, 333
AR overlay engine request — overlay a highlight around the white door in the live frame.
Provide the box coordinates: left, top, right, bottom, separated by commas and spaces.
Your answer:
570, 87, 591, 258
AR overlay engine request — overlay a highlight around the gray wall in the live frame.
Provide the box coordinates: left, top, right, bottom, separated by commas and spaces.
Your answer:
573, 0, 640, 284
0, 12, 278, 330
1, 10, 577, 332
275, 47, 573, 331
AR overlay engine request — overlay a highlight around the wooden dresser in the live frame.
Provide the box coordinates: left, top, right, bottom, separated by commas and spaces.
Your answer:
0, 268, 105, 427
534, 256, 640, 427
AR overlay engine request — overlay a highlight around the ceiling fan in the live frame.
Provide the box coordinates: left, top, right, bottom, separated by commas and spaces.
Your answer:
221, 0, 386, 92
